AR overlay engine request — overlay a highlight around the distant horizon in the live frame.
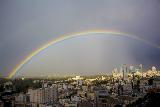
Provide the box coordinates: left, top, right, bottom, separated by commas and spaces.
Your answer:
1, 64, 159, 79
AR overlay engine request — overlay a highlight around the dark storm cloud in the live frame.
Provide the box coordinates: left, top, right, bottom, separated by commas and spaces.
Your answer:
0, 0, 160, 76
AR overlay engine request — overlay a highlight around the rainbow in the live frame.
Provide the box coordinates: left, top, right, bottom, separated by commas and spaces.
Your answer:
8, 29, 160, 78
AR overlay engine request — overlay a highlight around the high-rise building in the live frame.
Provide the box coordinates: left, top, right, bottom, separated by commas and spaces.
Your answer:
95, 88, 109, 107
50, 84, 58, 102
122, 64, 128, 80
28, 84, 58, 105
28, 88, 43, 103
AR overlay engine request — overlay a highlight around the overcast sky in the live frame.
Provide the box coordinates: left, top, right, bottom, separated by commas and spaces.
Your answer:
0, 0, 160, 77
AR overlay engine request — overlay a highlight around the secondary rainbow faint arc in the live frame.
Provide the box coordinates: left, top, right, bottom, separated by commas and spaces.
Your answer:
8, 29, 160, 78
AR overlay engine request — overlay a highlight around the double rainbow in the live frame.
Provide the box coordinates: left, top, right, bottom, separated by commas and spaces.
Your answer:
8, 29, 160, 78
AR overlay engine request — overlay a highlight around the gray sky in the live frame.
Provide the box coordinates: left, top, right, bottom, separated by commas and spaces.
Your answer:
0, 0, 160, 77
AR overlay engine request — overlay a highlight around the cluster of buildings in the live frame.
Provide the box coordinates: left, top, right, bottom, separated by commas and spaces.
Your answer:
0, 65, 160, 107
13, 78, 112, 107
112, 64, 160, 80
14, 83, 58, 107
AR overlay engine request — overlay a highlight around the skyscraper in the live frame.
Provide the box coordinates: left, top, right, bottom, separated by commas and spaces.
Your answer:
122, 64, 128, 80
